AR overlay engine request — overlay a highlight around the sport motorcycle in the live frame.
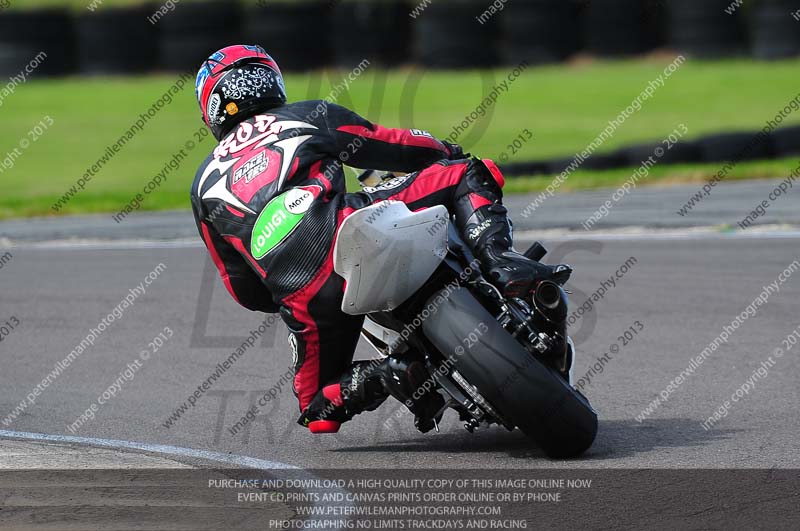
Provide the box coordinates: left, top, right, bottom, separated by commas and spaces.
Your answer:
329, 172, 598, 458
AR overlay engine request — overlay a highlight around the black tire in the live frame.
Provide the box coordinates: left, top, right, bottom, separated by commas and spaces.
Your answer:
616, 140, 703, 166
498, 161, 550, 177
158, 1, 241, 72
242, 2, 331, 72
414, 0, 498, 69
543, 153, 624, 174
771, 126, 800, 157
696, 132, 774, 163
750, 1, 800, 60
0, 9, 74, 77
583, 0, 663, 56
640, 0, 669, 37
545, 157, 579, 175
331, 1, 411, 67
581, 152, 627, 170
667, 0, 748, 57
160, 35, 232, 73
76, 6, 158, 74
421, 287, 598, 458
500, 0, 580, 65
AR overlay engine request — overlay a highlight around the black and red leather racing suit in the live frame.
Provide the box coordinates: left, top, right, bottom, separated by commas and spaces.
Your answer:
190, 100, 506, 421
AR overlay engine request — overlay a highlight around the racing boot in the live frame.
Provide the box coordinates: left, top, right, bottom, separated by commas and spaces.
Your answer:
378, 355, 445, 434
298, 360, 389, 433
464, 204, 571, 297
454, 160, 571, 297
298, 357, 445, 434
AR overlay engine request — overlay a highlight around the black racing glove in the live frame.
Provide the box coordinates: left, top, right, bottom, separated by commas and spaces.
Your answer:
442, 141, 468, 160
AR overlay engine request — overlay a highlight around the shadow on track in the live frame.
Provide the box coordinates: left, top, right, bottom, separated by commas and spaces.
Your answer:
330, 418, 736, 461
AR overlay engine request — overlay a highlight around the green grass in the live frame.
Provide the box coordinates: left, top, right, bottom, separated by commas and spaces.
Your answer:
1, 58, 799, 219
503, 157, 800, 195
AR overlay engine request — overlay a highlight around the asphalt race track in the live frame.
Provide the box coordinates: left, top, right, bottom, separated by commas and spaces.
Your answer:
1, 180, 798, 472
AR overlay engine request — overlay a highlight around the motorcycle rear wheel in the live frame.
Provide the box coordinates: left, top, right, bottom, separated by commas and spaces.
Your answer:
421, 287, 598, 458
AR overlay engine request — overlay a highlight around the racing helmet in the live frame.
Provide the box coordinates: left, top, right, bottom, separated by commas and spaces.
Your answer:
196, 44, 287, 141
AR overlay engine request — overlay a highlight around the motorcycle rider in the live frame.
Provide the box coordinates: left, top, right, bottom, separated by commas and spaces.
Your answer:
191, 45, 570, 434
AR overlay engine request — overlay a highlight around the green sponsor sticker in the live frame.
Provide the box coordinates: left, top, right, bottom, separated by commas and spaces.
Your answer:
251, 187, 316, 259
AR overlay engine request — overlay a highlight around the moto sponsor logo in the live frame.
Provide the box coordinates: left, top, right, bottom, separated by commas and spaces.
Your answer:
284, 188, 314, 214
250, 186, 319, 259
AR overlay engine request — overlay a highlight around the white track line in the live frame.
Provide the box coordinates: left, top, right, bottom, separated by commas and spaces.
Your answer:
0, 428, 294, 469
0, 239, 202, 251
518, 227, 800, 242
3, 226, 800, 251
0, 429, 352, 530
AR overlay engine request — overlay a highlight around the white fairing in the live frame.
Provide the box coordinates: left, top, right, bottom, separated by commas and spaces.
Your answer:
334, 201, 449, 315
362, 317, 402, 349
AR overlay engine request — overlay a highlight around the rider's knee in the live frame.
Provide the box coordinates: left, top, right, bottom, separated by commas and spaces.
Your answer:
480, 158, 505, 189
458, 158, 505, 200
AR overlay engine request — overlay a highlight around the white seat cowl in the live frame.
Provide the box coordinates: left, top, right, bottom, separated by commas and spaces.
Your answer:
333, 202, 449, 315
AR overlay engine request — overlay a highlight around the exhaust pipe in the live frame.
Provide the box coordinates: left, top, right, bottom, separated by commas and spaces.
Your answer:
532, 280, 568, 325
530, 280, 569, 359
